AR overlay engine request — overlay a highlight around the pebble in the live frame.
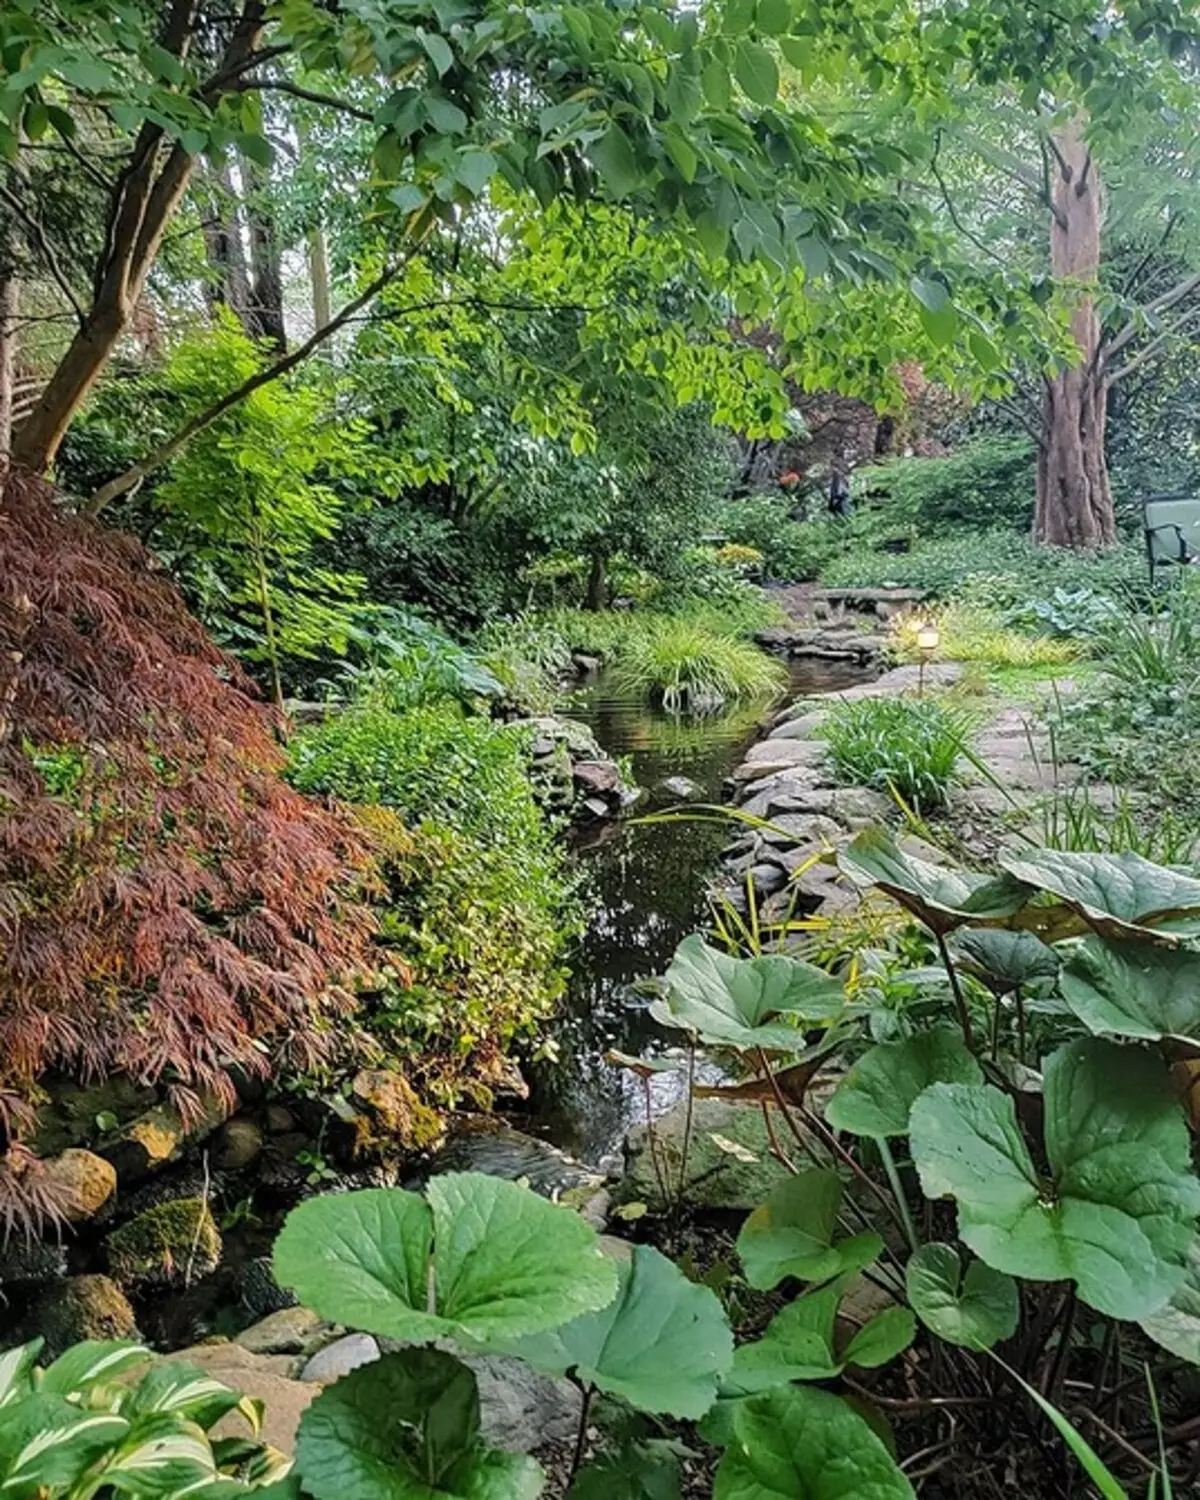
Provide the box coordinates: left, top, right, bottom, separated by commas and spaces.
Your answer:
300, 1333, 381, 1382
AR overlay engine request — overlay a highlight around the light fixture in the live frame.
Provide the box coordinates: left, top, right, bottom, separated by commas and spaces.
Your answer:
914, 619, 940, 697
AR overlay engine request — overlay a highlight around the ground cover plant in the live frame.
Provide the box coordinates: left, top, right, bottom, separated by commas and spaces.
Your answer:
822, 696, 971, 810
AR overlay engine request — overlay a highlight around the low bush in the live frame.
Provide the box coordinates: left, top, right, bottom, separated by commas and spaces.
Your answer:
289, 699, 573, 1098
823, 696, 971, 810
855, 435, 1037, 531
890, 604, 1081, 671
714, 494, 844, 580
611, 618, 787, 710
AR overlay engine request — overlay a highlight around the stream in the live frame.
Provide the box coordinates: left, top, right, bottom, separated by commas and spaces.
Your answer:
525, 658, 874, 1165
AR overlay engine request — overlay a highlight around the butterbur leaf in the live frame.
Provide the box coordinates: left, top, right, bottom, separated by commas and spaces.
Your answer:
651, 934, 844, 1052
296, 1350, 544, 1500
274, 1175, 617, 1345
736, 1171, 882, 1290
1061, 937, 1200, 1043
713, 1385, 915, 1499
905, 1243, 1018, 1351
274, 1187, 441, 1342
1140, 1240, 1200, 1364
726, 1286, 842, 1393
840, 1308, 915, 1369
503, 1245, 732, 1418
568, 1439, 683, 1500
839, 828, 1028, 934
998, 847, 1200, 940
909, 1038, 1200, 1319
951, 929, 1059, 993
429, 1173, 617, 1342
825, 1027, 982, 1139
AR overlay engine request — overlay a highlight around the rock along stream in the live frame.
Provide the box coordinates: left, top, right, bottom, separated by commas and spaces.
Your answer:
523, 658, 873, 1166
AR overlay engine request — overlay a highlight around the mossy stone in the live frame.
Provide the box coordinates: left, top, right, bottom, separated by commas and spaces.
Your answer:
106, 1196, 222, 1285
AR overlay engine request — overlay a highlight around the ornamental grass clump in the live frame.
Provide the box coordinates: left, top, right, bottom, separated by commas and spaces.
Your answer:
823, 696, 970, 810
610, 619, 786, 711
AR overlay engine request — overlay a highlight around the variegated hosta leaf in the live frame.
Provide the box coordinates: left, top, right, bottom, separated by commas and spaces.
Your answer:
125, 1361, 251, 1432
40, 1341, 151, 1398
0, 1343, 42, 1410
96, 1412, 220, 1495
0, 1395, 130, 1494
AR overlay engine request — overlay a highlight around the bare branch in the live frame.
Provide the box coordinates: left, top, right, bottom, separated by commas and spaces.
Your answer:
1105, 269, 1200, 361
236, 79, 374, 121
0, 183, 87, 326
1108, 304, 1200, 383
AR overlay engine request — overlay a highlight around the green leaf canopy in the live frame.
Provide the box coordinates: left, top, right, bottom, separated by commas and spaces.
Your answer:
825, 1027, 983, 1138
295, 1349, 544, 1500
998, 848, 1200, 940
501, 1244, 733, 1419
839, 829, 1029, 934
1060, 937, 1200, 1043
274, 1174, 618, 1345
736, 1171, 883, 1289
713, 1385, 915, 1500
909, 1038, 1200, 1319
651, 934, 846, 1052
905, 1243, 1019, 1351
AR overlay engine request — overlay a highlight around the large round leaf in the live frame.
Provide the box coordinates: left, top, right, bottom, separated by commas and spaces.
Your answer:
998, 847, 1200, 940
736, 1171, 882, 1290
273, 1187, 443, 1342
651, 934, 845, 1052
1061, 937, 1200, 1043
838, 828, 1028, 935
274, 1175, 618, 1345
825, 1027, 982, 1138
295, 1349, 544, 1500
428, 1173, 618, 1342
951, 930, 1059, 994
904, 1243, 1018, 1351
502, 1245, 732, 1419
713, 1385, 915, 1500
1139, 1240, 1200, 1364
909, 1038, 1200, 1319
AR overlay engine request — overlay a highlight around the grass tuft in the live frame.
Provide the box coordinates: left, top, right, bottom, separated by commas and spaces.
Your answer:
611, 618, 787, 711
822, 695, 972, 811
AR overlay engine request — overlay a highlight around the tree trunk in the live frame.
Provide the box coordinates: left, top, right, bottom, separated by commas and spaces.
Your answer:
1034, 121, 1117, 548
200, 161, 253, 323
0, 273, 17, 462
308, 221, 332, 331
585, 550, 608, 611
244, 157, 285, 351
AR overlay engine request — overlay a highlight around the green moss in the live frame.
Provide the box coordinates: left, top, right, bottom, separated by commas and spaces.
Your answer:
106, 1197, 222, 1286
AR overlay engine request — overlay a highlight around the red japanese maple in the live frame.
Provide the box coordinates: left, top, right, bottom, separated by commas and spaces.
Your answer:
0, 473, 377, 1160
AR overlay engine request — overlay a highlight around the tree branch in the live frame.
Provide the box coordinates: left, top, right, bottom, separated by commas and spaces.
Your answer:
236, 79, 374, 121
0, 183, 87, 325
1105, 269, 1200, 361
1108, 305, 1200, 383
85, 261, 411, 514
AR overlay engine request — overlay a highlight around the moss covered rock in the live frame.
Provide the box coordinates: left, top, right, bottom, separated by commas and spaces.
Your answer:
106, 1197, 222, 1285
42, 1148, 118, 1221
30, 1274, 138, 1356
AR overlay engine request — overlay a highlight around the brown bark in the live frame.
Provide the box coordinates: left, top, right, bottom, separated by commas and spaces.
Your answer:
10, 2, 268, 474
1034, 121, 1117, 548
244, 157, 285, 350
200, 161, 253, 323
0, 274, 16, 462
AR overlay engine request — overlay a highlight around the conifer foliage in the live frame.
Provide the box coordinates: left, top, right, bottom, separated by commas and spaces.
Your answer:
0, 474, 376, 1152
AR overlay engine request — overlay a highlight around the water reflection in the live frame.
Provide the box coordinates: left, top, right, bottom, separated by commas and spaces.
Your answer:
525, 658, 874, 1162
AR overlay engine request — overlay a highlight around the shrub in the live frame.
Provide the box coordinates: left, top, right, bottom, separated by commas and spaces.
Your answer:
611, 619, 787, 710
288, 702, 572, 1096
714, 493, 843, 580
823, 696, 970, 810
855, 435, 1037, 531
0, 474, 375, 1190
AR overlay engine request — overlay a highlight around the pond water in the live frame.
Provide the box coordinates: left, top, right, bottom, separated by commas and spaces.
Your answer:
524, 658, 875, 1164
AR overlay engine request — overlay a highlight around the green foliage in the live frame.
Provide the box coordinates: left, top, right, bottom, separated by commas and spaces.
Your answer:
856, 437, 1036, 532
822, 697, 971, 811
825, 1027, 983, 1139
735, 1172, 882, 1292
0, 1338, 285, 1498
1060, 937, 1200, 1043
889, 604, 1080, 671
611, 619, 786, 710
904, 1244, 1019, 1352
274, 1175, 619, 1345
714, 497, 843, 582
296, 1348, 543, 1500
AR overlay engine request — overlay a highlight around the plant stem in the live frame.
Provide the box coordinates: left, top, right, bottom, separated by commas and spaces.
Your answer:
642, 1076, 670, 1210
878, 1138, 919, 1253
677, 1039, 696, 1210
759, 1097, 798, 1173
936, 930, 976, 1052
1015, 985, 1027, 1065
569, 1381, 593, 1482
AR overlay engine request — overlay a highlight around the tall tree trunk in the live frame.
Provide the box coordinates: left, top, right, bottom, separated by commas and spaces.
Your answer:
1034, 121, 1117, 548
10, 1, 266, 474
200, 161, 253, 323
585, 550, 608, 611
308, 222, 332, 331
243, 157, 285, 351
0, 273, 17, 462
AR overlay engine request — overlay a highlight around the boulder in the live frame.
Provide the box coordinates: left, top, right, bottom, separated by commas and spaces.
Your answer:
659, 775, 704, 801
748, 862, 787, 898
466, 1355, 580, 1452
620, 1098, 806, 1211
300, 1334, 381, 1383
573, 759, 622, 796
102, 1094, 229, 1183
32, 1077, 156, 1157
350, 1068, 444, 1151
742, 738, 828, 769
830, 787, 893, 827
213, 1118, 264, 1172
165, 1343, 316, 1455
41, 1147, 118, 1222
759, 813, 844, 848
264, 1104, 298, 1136
30, 1274, 138, 1355
769, 712, 828, 741
235, 1307, 329, 1356
240, 1255, 299, 1316
0, 1240, 68, 1285
106, 1196, 222, 1286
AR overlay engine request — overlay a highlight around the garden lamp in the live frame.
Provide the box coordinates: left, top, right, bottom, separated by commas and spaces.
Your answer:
915, 619, 940, 698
